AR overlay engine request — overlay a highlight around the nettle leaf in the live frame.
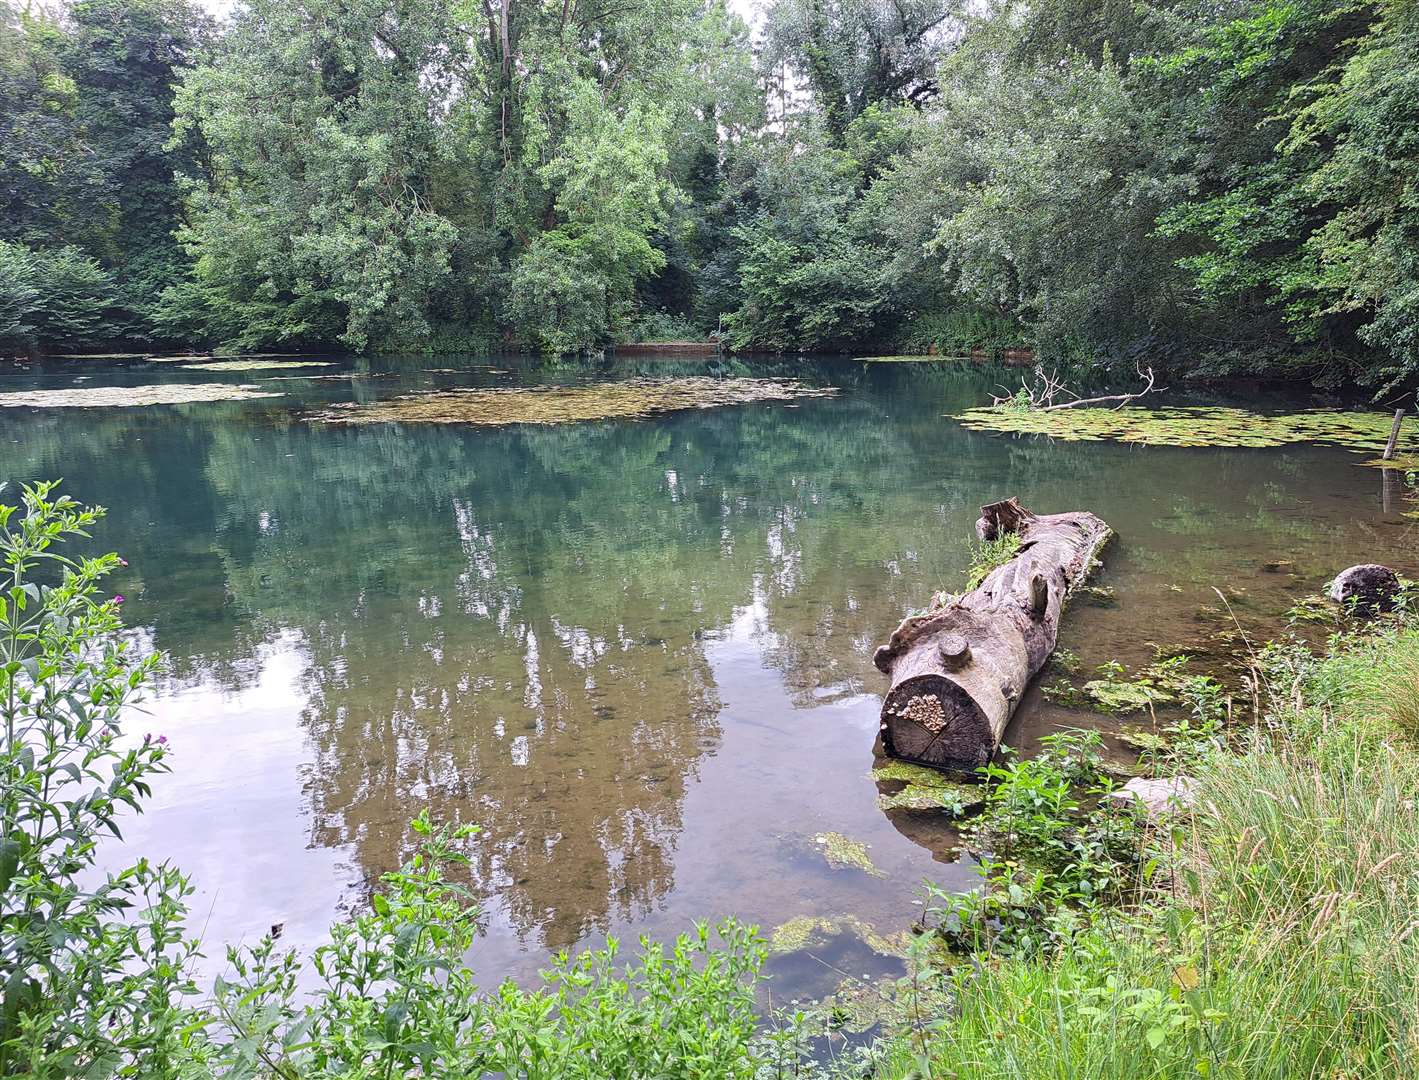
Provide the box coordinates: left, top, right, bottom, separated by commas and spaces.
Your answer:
0, 838, 20, 893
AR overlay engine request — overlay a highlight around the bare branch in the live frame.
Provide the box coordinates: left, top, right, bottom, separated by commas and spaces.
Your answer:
1039, 366, 1161, 411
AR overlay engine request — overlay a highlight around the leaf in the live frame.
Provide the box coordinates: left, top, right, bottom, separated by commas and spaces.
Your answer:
1146, 1025, 1167, 1049
1173, 963, 1200, 992
383, 1001, 409, 1043
0, 838, 19, 893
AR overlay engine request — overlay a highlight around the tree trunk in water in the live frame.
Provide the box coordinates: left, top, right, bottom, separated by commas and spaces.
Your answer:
873, 499, 1111, 774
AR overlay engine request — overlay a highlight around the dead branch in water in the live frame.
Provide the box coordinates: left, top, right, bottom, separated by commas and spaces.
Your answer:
1040, 366, 1160, 411
991, 364, 1162, 412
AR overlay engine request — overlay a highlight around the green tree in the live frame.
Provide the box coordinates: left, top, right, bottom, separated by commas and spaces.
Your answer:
760, 0, 961, 143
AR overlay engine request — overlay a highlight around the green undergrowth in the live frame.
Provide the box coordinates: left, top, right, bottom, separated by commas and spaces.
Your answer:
866, 620, 1419, 1079
965, 532, 1023, 590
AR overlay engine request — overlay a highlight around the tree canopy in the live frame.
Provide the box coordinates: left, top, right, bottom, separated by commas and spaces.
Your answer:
1, 0, 1416, 394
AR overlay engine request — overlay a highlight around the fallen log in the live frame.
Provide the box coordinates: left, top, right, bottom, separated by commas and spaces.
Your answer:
873, 499, 1112, 774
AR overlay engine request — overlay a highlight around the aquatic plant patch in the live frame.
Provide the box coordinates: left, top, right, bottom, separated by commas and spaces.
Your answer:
183, 360, 337, 371
855, 355, 941, 363
308, 377, 837, 426
768, 914, 910, 958
1358, 453, 1419, 470
0, 383, 283, 408
871, 761, 983, 815
953, 405, 1405, 452
811, 831, 885, 877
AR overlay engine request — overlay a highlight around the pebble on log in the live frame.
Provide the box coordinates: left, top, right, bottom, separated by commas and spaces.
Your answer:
873, 498, 1112, 774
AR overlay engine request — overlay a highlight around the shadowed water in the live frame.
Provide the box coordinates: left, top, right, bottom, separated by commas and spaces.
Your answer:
2, 353, 1415, 1001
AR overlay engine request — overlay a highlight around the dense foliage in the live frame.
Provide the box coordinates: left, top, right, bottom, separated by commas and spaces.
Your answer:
2, 0, 1417, 391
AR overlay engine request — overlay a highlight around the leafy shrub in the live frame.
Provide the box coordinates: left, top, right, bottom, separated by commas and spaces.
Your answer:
624, 308, 705, 343
0, 481, 190, 1077
897, 306, 1023, 359
0, 242, 129, 348
928, 731, 1145, 956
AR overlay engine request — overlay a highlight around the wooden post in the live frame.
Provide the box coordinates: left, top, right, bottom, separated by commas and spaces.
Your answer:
1383, 408, 1406, 461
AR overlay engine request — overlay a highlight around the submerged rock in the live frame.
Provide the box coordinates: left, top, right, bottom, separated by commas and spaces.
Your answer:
1329, 564, 1402, 614
1106, 776, 1197, 819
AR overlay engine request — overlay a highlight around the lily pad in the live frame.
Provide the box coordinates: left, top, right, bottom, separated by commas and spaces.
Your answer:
953, 405, 1404, 453
183, 360, 337, 372
0, 383, 283, 408
812, 831, 885, 877
308, 377, 837, 426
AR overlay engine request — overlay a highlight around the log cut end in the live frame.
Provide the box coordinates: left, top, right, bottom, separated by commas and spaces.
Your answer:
881, 675, 996, 772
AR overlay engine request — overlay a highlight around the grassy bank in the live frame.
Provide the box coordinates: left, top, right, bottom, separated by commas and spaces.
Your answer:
873, 624, 1419, 1079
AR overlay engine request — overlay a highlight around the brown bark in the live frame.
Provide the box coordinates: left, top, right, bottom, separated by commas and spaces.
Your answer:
1383, 408, 1406, 460
873, 498, 1112, 774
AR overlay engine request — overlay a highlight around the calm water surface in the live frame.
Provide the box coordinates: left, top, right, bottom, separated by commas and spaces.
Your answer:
2, 354, 1415, 1000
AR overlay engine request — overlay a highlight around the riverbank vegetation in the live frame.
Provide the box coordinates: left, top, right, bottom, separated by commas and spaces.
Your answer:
865, 617, 1419, 1079
2, 0, 1418, 395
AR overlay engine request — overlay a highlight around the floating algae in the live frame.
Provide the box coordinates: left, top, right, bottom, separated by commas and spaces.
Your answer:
53, 352, 153, 360
855, 355, 942, 364
871, 761, 983, 815
768, 914, 910, 958
184, 360, 337, 372
0, 383, 283, 409
1042, 656, 1199, 714
811, 831, 885, 877
1359, 453, 1419, 470
309, 377, 838, 426
261, 373, 395, 382
953, 405, 1404, 452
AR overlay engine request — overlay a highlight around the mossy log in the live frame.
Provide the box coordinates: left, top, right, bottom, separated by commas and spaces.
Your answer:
873, 498, 1111, 773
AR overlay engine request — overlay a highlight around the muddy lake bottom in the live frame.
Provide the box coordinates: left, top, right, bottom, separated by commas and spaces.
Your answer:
3, 353, 1415, 1007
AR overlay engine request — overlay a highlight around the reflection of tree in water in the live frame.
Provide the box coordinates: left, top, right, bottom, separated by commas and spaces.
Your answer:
296, 591, 723, 951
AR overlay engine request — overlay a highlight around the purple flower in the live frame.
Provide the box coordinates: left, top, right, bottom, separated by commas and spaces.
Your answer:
119, 558, 129, 567
113, 594, 125, 604
156, 735, 168, 746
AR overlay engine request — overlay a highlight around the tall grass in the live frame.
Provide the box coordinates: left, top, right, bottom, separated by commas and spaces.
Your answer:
882, 626, 1419, 1078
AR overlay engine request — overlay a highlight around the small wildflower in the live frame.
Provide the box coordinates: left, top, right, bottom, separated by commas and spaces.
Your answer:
156, 735, 168, 745
119, 558, 129, 567
113, 594, 125, 604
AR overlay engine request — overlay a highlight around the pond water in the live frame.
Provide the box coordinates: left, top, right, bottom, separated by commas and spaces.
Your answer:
2, 354, 1415, 1003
